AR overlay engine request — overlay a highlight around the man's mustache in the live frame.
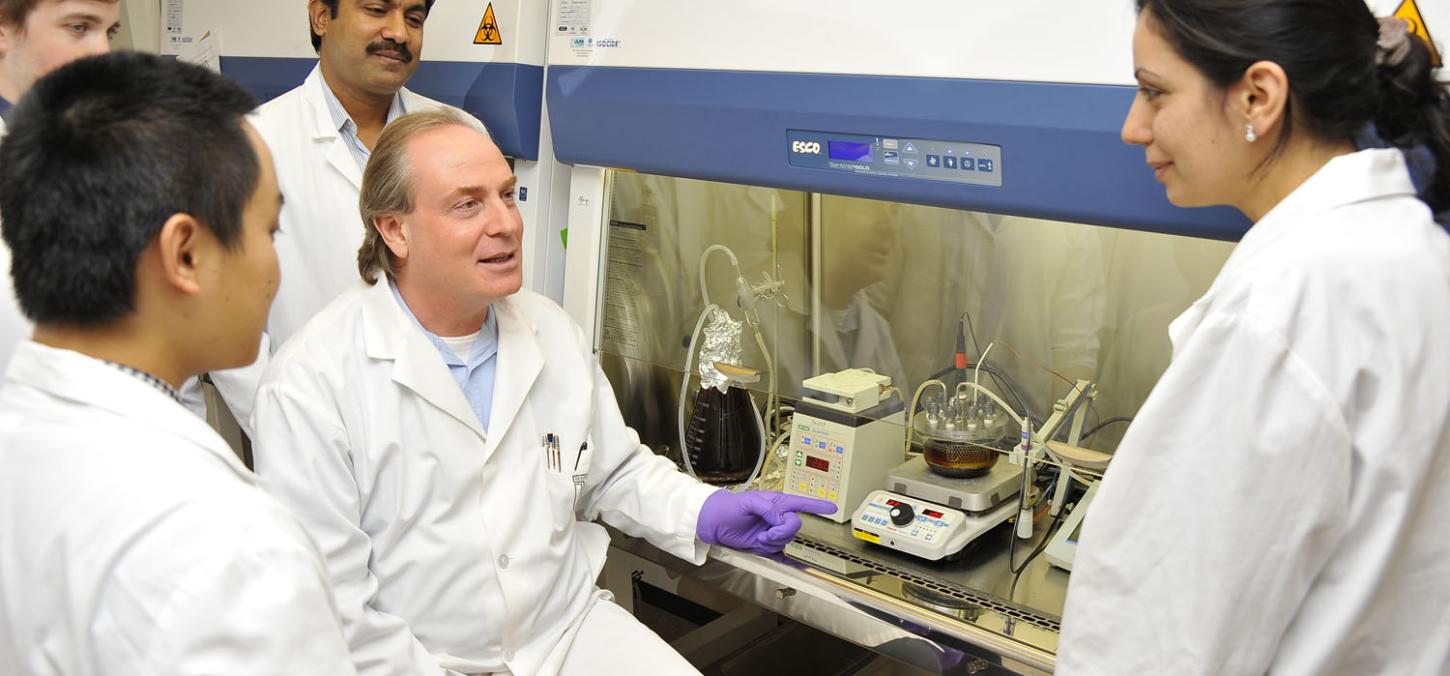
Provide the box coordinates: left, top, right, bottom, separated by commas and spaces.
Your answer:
367, 40, 414, 64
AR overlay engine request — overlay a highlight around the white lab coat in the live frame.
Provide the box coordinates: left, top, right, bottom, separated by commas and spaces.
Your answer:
0, 342, 357, 675
1057, 149, 1450, 675
251, 64, 480, 348
0, 117, 27, 377
0, 240, 25, 376
251, 280, 717, 676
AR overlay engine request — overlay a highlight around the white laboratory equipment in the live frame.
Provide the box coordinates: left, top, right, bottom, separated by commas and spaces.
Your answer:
1045, 481, 1100, 571
850, 422, 1024, 560
851, 489, 1018, 562
852, 377, 1095, 561
785, 370, 905, 522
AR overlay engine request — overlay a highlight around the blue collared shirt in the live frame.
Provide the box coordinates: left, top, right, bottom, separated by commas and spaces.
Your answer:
389, 280, 499, 431
0, 96, 12, 121
319, 74, 407, 172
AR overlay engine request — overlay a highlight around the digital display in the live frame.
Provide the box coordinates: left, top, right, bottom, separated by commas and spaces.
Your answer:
885, 498, 901, 507
828, 140, 873, 162
924, 509, 943, 518
805, 456, 830, 472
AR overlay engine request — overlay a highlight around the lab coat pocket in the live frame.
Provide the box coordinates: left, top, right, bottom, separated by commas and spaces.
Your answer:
539, 436, 580, 532
543, 470, 579, 535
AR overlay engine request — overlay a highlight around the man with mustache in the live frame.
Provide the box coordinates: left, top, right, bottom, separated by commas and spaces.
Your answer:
251, 0, 482, 354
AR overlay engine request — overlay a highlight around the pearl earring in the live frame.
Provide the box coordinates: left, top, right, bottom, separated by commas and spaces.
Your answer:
1245, 123, 1258, 143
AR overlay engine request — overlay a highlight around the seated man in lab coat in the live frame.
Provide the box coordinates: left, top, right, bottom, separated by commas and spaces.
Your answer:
251, 109, 836, 676
0, 52, 356, 674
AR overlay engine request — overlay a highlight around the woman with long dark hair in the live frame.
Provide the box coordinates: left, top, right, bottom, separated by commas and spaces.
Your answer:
1057, 1, 1450, 673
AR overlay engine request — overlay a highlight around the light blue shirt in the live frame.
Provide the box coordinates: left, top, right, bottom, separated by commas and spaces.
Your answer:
389, 280, 499, 432
319, 74, 407, 171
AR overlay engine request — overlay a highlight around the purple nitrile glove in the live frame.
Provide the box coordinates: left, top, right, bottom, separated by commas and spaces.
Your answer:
695, 489, 837, 555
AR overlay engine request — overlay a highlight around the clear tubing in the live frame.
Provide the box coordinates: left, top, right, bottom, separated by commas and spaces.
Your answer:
698, 244, 740, 309
973, 342, 995, 405
685, 244, 772, 491
904, 379, 948, 456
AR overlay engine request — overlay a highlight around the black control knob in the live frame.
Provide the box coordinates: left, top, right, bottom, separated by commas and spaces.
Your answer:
889, 503, 915, 527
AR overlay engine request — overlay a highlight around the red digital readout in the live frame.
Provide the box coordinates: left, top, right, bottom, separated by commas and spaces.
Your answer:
885, 499, 901, 507
924, 509, 944, 518
805, 456, 830, 472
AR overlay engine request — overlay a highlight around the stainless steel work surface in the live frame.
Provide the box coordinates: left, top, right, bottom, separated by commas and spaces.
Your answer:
785, 512, 1069, 664
608, 521, 1061, 674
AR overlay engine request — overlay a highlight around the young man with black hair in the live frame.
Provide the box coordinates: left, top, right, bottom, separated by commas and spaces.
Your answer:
0, 52, 356, 674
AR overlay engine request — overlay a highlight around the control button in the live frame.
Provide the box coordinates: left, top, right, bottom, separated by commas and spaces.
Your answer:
798, 482, 808, 492
903, 158, 918, 169
926, 155, 941, 168
911, 530, 920, 537
961, 158, 976, 171
802, 436, 812, 446
889, 503, 915, 527
497, 554, 510, 569
937, 520, 948, 527
943, 156, 958, 169
794, 458, 802, 466
883, 150, 900, 165
926, 534, 934, 541
829, 489, 838, 500
884, 139, 899, 150
834, 445, 844, 454
816, 487, 827, 498
978, 158, 994, 172
817, 440, 827, 449
903, 141, 918, 153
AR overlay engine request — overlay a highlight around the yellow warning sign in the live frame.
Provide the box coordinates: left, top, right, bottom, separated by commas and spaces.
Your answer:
1394, 0, 1441, 68
474, 3, 502, 45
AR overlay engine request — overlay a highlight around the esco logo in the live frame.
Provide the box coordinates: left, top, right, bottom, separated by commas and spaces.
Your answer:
792, 140, 822, 155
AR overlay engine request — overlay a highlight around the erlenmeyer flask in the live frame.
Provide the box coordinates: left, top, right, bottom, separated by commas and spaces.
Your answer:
684, 385, 762, 485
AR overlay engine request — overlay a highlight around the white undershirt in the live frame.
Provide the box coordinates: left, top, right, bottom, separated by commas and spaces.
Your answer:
439, 331, 480, 362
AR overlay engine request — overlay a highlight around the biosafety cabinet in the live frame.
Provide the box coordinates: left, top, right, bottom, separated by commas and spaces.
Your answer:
547, 1, 1446, 672
175, 0, 570, 300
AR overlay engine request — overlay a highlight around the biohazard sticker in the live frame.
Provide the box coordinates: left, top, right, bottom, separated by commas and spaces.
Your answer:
1394, 0, 1441, 67
474, 3, 502, 45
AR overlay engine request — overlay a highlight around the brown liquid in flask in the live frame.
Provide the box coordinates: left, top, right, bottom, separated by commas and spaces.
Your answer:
684, 386, 762, 485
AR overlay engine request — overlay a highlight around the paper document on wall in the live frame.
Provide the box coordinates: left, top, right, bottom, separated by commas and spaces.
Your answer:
556, 0, 591, 35
178, 31, 221, 74
601, 219, 647, 359
161, 0, 190, 56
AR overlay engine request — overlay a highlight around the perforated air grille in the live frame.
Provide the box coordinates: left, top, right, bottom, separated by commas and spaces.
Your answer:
793, 534, 1061, 633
